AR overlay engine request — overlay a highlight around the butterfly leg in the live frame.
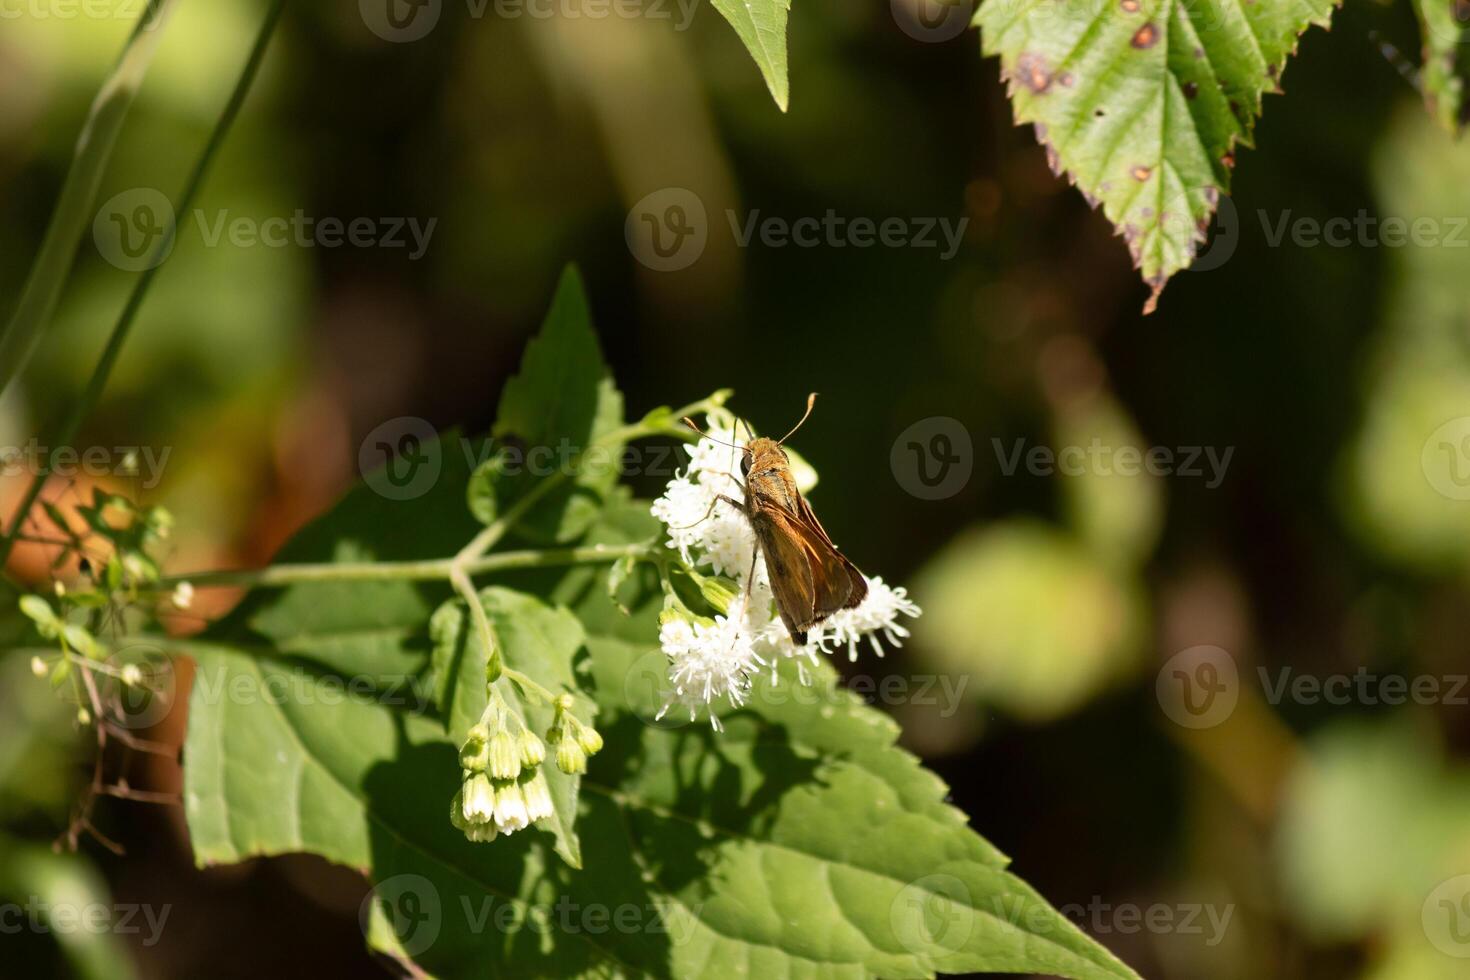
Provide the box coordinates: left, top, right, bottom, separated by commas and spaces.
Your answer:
669, 492, 744, 530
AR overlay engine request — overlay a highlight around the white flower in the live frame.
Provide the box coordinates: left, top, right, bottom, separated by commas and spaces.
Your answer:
462, 773, 495, 823
493, 781, 530, 833
649, 422, 922, 722
171, 581, 194, 610
522, 772, 554, 823
655, 605, 766, 730
810, 577, 922, 662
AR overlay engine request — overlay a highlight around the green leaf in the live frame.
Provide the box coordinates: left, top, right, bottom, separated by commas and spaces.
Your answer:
183, 480, 1137, 978
1413, 0, 1470, 134
427, 587, 594, 868
573, 566, 1141, 979
711, 0, 793, 111
491, 267, 626, 543
19, 595, 61, 637
465, 455, 502, 526
975, 0, 1336, 310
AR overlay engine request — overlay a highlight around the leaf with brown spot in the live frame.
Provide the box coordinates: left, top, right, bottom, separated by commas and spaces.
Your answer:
976, 0, 1338, 311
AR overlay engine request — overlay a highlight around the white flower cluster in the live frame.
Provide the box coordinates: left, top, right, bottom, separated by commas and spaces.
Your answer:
649, 425, 921, 728
450, 721, 554, 842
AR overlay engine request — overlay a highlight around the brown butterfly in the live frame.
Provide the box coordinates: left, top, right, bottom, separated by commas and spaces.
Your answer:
684, 394, 867, 645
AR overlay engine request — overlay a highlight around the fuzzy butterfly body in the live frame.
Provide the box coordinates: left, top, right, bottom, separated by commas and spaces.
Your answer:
738, 435, 866, 645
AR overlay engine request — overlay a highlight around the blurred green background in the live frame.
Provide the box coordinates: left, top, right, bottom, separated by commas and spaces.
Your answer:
3, 1, 1470, 977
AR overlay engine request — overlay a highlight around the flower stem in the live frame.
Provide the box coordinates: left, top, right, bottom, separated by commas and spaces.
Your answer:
157, 542, 652, 589
500, 668, 559, 706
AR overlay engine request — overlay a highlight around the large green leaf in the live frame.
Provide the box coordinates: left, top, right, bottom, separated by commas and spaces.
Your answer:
711, 0, 793, 111
490, 267, 626, 544
182, 482, 1138, 978
975, 0, 1337, 310
1413, 0, 1470, 134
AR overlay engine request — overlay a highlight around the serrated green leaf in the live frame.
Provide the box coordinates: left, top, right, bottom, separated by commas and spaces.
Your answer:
182, 486, 1137, 980
492, 267, 626, 543
711, 0, 793, 110
427, 587, 593, 868
1413, 0, 1470, 134
976, 0, 1337, 310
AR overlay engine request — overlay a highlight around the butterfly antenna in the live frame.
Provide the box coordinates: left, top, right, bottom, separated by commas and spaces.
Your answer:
776, 393, 818, 445
681, 416, 743, 451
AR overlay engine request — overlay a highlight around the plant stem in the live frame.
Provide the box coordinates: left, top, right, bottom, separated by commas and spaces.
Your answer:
0, 0, 287, 567
0, 0, 178, 399
500, 667, 559, 705
441, 395, 720, 662
157, 542, 652, 589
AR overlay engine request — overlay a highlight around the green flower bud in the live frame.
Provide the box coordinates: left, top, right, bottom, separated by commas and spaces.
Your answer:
30, 656, 48, 679
488, 730, 521, 781
575, 725, 603, 757
555, 738, 587, 776
449, 790, 468, 831
698, 576, 739, 615
465, 820, 499, 843
519, 729, 545, 768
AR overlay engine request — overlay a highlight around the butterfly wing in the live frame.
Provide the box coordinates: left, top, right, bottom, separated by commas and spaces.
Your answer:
793, 495, 867, 615
753, 494, 867, 644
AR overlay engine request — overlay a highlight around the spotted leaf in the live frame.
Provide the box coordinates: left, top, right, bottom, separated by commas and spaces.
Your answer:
975, 0, 1337, 310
